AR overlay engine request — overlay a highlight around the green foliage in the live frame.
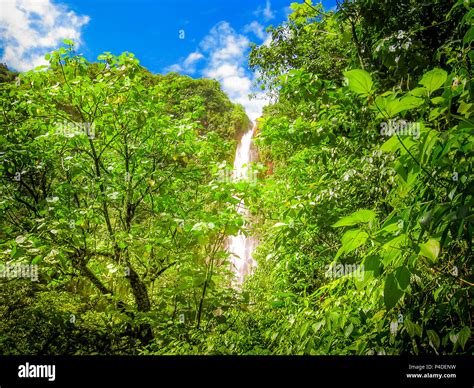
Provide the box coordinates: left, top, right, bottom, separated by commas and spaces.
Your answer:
249, 0, 352, 94
143, 72, 251, 140
0, 44, 252, 354
238, 0, 473, 356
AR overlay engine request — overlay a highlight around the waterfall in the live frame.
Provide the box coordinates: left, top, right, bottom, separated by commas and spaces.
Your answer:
228, 123, 257, 285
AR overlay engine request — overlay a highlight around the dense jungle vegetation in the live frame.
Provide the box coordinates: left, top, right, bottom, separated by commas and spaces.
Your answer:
0, 0, 472, 355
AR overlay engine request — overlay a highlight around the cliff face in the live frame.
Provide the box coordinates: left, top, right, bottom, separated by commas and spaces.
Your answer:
0, 63, 18, 83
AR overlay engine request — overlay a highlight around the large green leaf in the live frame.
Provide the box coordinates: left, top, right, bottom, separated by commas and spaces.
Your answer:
335, 228, 368, 259
395, 265, 410, 290
380, 135, 401, 153
427, 330, 440, 351
419, 239, 440, 262
342, 229, 368, 251
344, 69, 374, 96
332, 209, 376, 227
385, 96, 423, 117
355, 255, 382, 290
364, 255, 381, 276
384, 273, 404, 310
419, 68, 447, 93
457, 327, 470, 350
381, 234, 407, 266
463, 26, 474, 45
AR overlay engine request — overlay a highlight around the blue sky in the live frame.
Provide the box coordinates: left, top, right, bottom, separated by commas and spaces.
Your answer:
0, 0, 337, 119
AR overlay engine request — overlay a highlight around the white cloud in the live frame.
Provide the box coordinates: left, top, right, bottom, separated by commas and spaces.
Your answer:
254, 0, 275, 22
0, 0, 90, 71
263, 0, 275, 21
183, 51, 204, 68
201, 22, 249, 63
164, 21, 269, 121
165, 51, 204, 74
243, 21, 266, 41
199, 22, 268, 121
165, 63, 183, 73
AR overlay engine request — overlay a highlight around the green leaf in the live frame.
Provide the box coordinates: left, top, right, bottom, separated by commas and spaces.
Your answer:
431, 96, 445, 105
405, 319, 415, 337
363, 255, 381, 276
419, 239, 440, 262
385, 96, 423, 117
384, 273, 404, 310
344, 69, 374, 96
31, 255, 43, 265
427, 329, 440, 350
419, 68, 447, 93
381, 234, 407, 266
380, 135, 401, 153
463, 26, 474, 45
338, 229, 368, 257
332, 209, 376, 227
429, 106, 447, 120
457, 101, 473, 117
405, 319, 422, 339
408, 87, 428, 97
457, 326, 470, 350
299, 322, 311, 338
449, 332, 459, 344
344, 322, 354, 337
395, 266, 410, 290
373, 94, 392, 115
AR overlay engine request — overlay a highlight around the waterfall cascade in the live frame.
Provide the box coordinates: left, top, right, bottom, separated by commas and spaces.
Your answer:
228, 123, 257, 284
